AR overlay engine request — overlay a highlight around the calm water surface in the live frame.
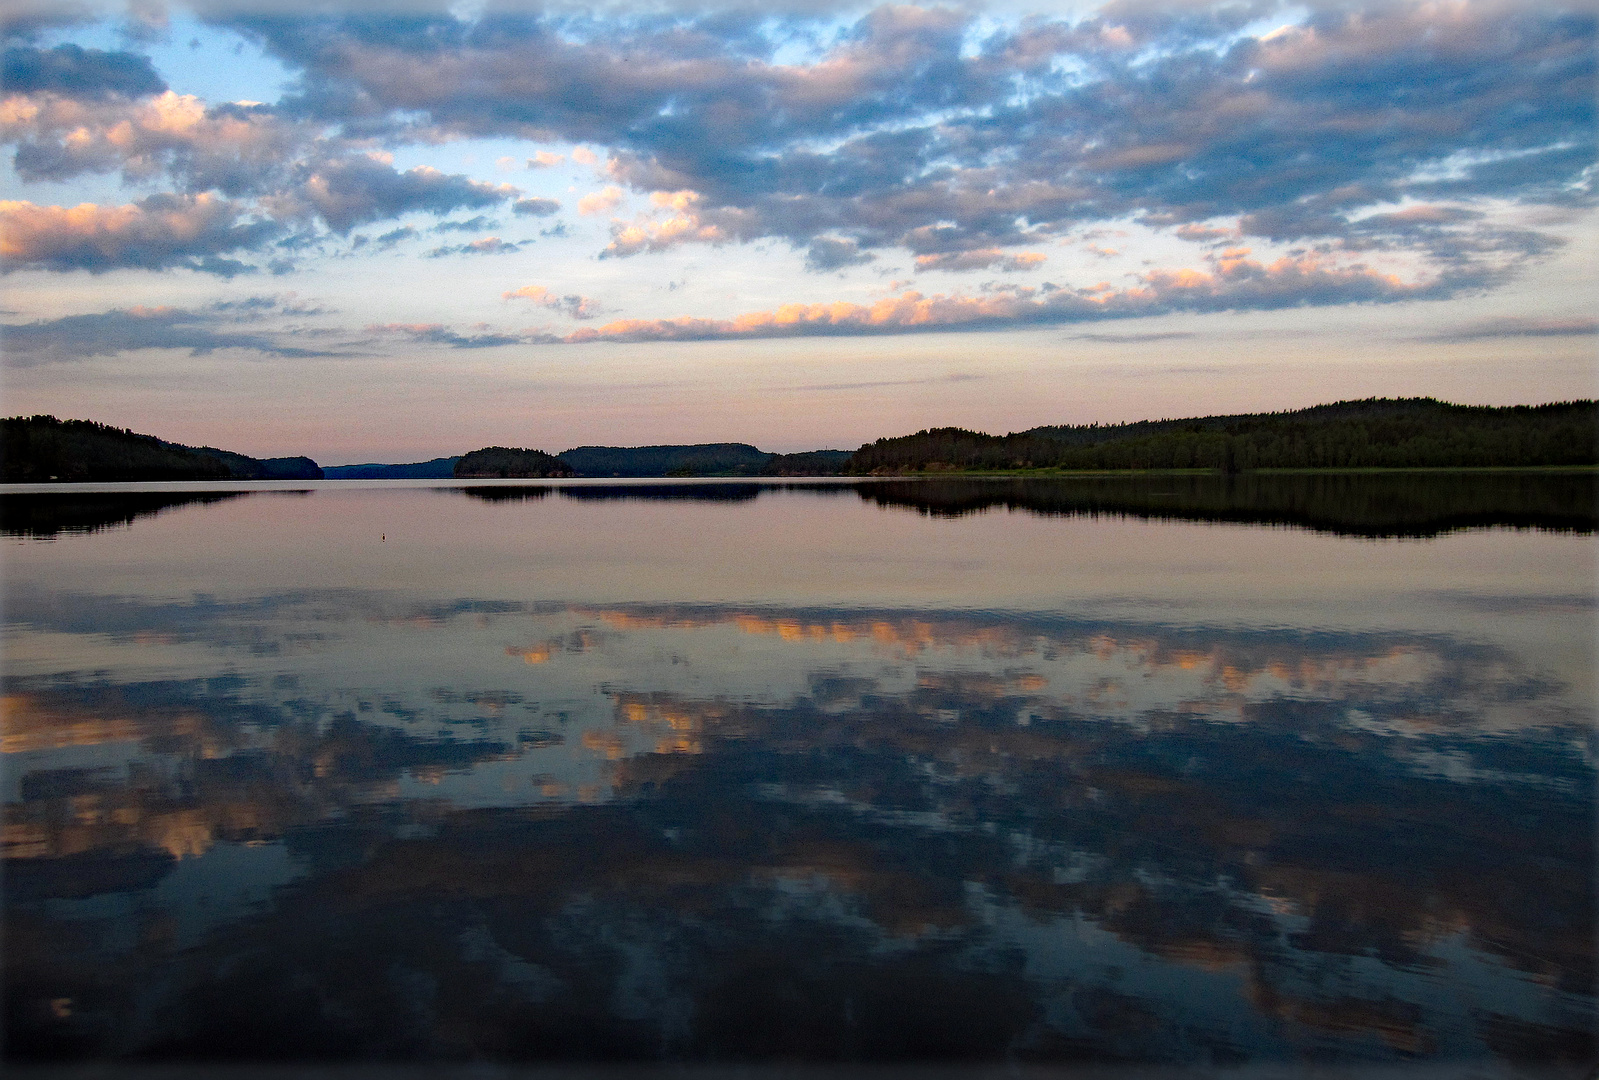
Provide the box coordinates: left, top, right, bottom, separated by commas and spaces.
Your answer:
3, 477, 1595, 1074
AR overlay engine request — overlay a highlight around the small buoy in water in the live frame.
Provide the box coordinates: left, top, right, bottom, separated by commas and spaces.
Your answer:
381, 534, 386, 542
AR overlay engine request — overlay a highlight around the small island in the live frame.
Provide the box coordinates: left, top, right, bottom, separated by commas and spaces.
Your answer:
453, 446, 574, 479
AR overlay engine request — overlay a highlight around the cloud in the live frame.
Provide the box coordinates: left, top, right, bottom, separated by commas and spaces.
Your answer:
600, 190, 758, 257
558, 250, 1461, 343
293, 158, 518, 233
1422, 316, 1599, 343
1174, 223, 1237, 244
3, 91, 305, 192
0, 194, 279, 274
423, 236, 523, 257
206, 0, 1586, 291
431, 215, 496, 233
2, 298, 353, 364
915, 249, 1047, 273
1066, 331, 1198, 343
512, 196, 560, 216
805, 236, 875, 273
2, 43, 166, 98
503, 284, 605, 320
365, 322, 532, 349
576, 185, 624, 215
369, 225, 416, 247
4, 1, 1585, 307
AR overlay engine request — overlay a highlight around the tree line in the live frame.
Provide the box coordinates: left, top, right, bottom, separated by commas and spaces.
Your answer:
847, 399, 1599, 474
7, 399, 1596, 483
1, 415, 322, 483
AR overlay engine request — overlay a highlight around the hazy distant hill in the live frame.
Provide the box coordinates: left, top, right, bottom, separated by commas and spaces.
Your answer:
848, 398, 1599, 474
323, 457, 462, 479
1, 415, 322, 483
454, 447, 573, 478
558, 443, 772, 477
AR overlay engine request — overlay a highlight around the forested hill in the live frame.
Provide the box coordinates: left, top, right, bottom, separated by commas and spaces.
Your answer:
557, 443, 771, 477
2, 415, 322, 483
848, 399, 1599, 474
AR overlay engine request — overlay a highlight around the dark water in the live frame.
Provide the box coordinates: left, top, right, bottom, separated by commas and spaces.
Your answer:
3, 476, 1595, 1075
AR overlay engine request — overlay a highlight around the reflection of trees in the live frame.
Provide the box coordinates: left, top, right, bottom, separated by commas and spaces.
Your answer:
557, 483, 767, 503
857, 472, 1599, 537
454, 472, 1599, 535
456, 485, 552, 502
0, 491, 251, 538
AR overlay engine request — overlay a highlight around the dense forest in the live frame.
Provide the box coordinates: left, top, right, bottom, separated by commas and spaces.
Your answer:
454, 446, 573, 478
848, 399, 1599, 473
1, 415, 321, 483
760, 449, 854, 476
557, 443, 772, 477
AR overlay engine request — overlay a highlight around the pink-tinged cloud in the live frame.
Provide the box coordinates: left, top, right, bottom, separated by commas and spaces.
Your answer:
0, 193, 277, 274
1, 91, 302, 187
559, 252, 1449, 343
916, 249, 1047, 272
1174, 223, 1238, 243
503, 285, 605, 320
576, 185, 624, 215
295, 161, 518, 233
600, 190, 761, 257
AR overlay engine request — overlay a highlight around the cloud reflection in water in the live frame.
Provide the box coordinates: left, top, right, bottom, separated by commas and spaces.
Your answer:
2, 482, 1593, 1068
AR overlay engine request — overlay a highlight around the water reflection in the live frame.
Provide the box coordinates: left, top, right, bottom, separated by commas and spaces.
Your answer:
6, 469, 1593, 541
2, 481, 1594, 1070
459, 472, 1599, 536
855, 472, 1599, 537
0, 491, 250, 538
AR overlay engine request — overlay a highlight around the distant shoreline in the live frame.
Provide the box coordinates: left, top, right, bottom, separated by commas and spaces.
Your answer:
5, 464, 1597, 491
7, 399, 1596, 482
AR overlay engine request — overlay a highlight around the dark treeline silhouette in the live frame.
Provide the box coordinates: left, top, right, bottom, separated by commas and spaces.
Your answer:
454, 446, 574, 478
761, 449, 854, 476
849, 399, 1599, 473
2, 416, 322, 482
859, 472, 1599, 538
0, 491, 251, 538
558, 443, 772, 477
12, 400, 1598, 483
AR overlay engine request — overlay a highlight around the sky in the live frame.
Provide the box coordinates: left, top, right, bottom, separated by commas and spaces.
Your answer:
1, 0, 1594, 463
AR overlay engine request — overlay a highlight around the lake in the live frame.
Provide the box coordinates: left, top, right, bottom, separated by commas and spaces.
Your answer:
3, 474, 1595, 1075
